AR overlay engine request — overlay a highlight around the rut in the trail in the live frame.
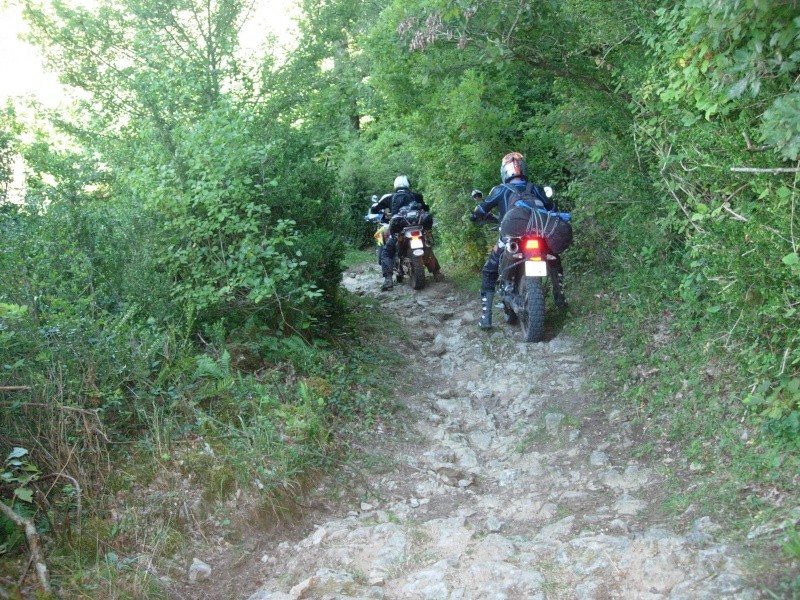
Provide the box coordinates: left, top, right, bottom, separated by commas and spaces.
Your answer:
245, 264, 758, 600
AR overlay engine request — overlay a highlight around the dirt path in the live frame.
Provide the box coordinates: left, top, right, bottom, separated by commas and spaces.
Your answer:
240, 262, 759, 599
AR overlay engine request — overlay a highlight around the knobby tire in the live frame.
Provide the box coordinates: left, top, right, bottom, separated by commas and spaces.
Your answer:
521, 277, 546, 342
411, 256, 426, 290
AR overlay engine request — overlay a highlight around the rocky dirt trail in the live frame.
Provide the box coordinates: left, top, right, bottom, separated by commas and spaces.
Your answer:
242, 261, 759, 600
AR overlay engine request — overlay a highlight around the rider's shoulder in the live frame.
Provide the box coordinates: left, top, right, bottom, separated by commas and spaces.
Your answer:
487, 184, 505, 197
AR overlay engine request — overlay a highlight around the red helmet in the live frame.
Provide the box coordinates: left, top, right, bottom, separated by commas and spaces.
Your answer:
501, 152, 527, 183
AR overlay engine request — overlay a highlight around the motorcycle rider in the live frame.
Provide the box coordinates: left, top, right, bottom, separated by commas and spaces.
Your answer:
469, 152, 567, 329
371, 175, 442, 291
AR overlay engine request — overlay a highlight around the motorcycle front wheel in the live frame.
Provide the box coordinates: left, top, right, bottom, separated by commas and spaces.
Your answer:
520, 277, 546, 342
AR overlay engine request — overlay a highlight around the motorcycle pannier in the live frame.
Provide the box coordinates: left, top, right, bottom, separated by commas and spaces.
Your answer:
500, 205, 573, 255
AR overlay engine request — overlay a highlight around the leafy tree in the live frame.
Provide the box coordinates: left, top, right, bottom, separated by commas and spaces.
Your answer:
0, 104, 22, 207
22, 0, 346, 332
646, 0, 800, 160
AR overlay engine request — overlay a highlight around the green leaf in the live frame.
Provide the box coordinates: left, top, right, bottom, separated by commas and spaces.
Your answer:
681, 113, 700, 127
745, 393, 764, 407
14, 488, 33, 503
6, 448, 28, 461
782, 253, 799, 266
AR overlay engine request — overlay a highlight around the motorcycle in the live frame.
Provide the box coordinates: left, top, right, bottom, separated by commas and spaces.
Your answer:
477, 186, 571, 342
496, 230, 553, 342
364, 203, 437, 290
394, 205, 435, 290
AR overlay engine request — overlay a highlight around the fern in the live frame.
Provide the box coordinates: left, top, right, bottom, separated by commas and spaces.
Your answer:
193, 350, 233, 381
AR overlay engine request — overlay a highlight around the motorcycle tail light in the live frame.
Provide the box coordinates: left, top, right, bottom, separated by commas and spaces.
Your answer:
524, 239, 540, 250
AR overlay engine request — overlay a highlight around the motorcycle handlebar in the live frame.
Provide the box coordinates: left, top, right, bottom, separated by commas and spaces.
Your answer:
472, 214, 499, 225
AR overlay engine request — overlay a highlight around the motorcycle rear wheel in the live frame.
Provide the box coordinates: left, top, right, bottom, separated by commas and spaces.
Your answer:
410, 256, 426, 290
520, 278, 546, 342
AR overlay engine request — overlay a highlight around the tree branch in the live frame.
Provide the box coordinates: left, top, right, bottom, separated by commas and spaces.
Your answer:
0, 502, 52, 595
519, 54, 616, 95
722, 203, 748, 222
742, 131, 773, 152
0, 402, 97, 416
730, 167, 800, 174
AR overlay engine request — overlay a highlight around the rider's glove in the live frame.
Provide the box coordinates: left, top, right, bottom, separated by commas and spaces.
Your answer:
469, 211, 479, 223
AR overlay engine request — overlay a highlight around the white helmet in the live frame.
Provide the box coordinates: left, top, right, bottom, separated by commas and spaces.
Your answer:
394, 175, 410, 190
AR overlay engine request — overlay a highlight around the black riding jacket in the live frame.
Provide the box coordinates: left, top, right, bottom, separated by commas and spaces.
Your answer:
370, 188, 429, 216
472, 178, 555, 222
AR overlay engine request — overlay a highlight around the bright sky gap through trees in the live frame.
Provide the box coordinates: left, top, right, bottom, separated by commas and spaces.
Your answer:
0, 0, 300, 106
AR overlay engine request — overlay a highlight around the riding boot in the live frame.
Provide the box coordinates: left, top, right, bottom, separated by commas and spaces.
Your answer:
427, 254, 443, 281
553, 273, 568, 309
381, 275, 394, 291
479, 292, 494, 329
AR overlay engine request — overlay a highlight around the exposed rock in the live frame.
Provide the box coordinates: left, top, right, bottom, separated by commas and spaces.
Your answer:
241, 262, 760, 600
545, 412, 565, 435
188, 557, 212, 583
589, 450, 609, 466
